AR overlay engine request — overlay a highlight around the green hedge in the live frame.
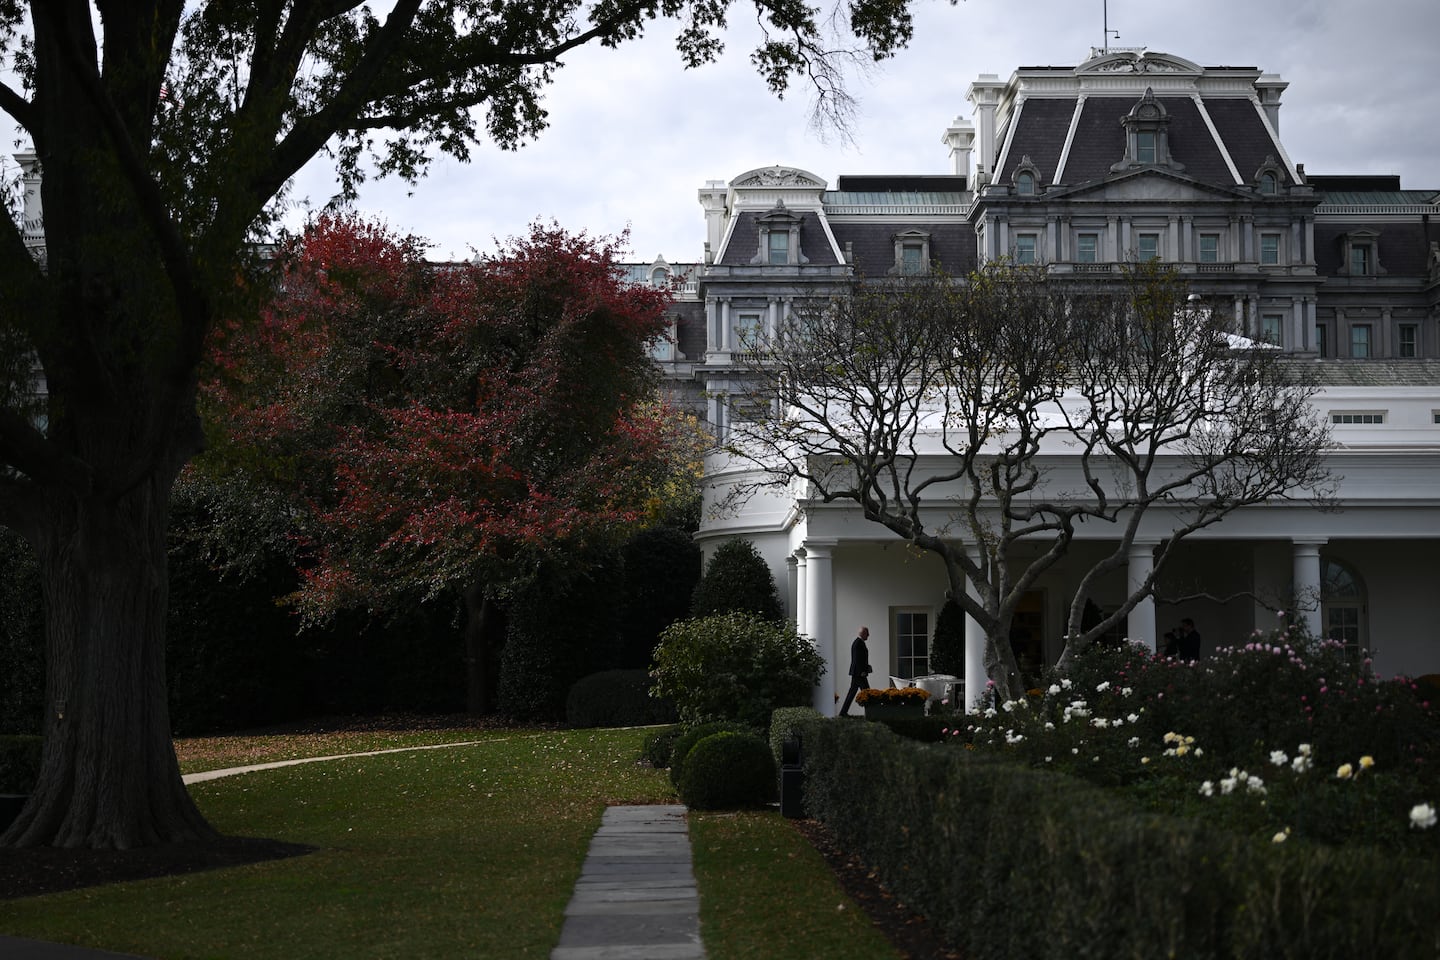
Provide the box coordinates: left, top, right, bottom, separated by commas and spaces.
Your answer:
795, 717, 1440, 959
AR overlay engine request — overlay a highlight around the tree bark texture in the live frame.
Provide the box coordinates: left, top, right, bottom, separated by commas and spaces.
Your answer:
1, 475, 213, 849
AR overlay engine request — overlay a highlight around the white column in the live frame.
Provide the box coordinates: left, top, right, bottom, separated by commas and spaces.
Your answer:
1127, 541, 1159, 652
963, 546, 987, 711
785, 554, 799, 628
804, 543, 838, 715
794, 550, 808, 637
1291, 540, 1326, 641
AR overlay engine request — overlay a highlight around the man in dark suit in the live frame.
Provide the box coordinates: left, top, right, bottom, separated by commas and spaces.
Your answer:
839, 626, 872, 716
1176, 618, 1202, 661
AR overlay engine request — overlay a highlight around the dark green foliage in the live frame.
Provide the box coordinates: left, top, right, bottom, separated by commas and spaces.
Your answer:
642, 725, 683, 769
0, 735, 41, 792
566, 669, 677, 728
669, 720, 757, 789
164, 482, 467, 734
689, 539, 783, 621
616, 525, 702, 668
498, 556, 623, 722
0, 532, 43, 735
677, 732, 777, 810
798, 718, 1440, 960
869, 713, 952, 742
930, 597, 966, 678
651, 612, 825, 728
768, 706, 823, 770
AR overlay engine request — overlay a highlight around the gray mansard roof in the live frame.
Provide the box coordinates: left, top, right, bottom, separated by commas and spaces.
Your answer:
996, 94, 1288, 189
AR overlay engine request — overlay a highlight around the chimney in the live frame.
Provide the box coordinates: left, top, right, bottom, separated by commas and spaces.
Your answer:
966, 74, 1007, 189
1255, 74, 1288, 135
941, 117, 976, 182
697, 180, 728, 262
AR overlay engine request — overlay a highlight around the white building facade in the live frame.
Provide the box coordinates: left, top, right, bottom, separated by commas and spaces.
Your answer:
678, 50, 1440, 712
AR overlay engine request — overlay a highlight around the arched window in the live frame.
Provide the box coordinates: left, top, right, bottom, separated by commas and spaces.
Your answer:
1016, 171, 1035, 196
651, 267, 670, 286
1259, 172, 1277, 195
1321, 558, 1368, 660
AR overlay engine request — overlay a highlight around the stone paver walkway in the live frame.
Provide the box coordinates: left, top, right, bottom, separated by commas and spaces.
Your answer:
551, 804, 705, 960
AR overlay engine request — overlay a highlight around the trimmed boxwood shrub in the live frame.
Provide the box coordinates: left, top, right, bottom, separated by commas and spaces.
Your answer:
642, 725, 683, 769
565, 669, 677, 728
769, 706, 823, 769
669, 720, 756, 788
0, 735, 42, 793
796, 717, 1440, 960
677, 731, 777, 810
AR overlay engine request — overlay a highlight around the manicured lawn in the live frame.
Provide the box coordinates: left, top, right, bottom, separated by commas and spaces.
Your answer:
0, 726, 901, 960
691, 810, 899, 960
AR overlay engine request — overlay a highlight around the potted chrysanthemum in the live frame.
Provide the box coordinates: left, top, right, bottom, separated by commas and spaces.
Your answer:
855, 686, 930, 721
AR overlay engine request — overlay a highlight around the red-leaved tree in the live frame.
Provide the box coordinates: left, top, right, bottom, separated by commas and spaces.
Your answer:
203, 215, 680, 712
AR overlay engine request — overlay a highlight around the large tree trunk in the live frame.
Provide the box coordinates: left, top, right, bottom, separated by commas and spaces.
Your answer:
462, 584, 505, 716
1, 474, 213, 849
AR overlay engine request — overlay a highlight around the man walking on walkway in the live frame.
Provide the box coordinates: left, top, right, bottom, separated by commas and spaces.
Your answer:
839, 626, 872, 717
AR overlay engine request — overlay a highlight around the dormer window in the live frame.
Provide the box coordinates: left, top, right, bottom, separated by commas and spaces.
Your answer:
1010, 156, 1043, 196
1252, 157, 1286, 197
752, 200, 807, 266
889, 230, 933, 275
1112, 89, 1184, 173
1339, 229, 1385, 277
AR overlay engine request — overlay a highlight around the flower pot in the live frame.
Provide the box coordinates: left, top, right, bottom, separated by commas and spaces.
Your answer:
863, 701, 925, 722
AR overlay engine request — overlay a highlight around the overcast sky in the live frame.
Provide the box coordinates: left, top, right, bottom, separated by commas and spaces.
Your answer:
65, 2, 1440, 263
294, 0, 1437, 263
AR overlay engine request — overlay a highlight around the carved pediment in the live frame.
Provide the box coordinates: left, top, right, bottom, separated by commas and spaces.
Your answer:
1058, 170, 1241, 203
731, 165, 827, 189
1078, 50, 1203, 76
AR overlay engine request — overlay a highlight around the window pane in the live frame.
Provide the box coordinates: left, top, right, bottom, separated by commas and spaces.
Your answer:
1350, 244, 1370, 275
1399, 325, 1418, 358
1016, 235, 1037, 264
895, 612, 930, 678
1137, 234, 1158, 261
1137, 131, 1156, 164
768, 231, 789, 264
1262, 314, 1283, 345
1260, 235, 1279, 265
1350, 324, 1371, 358
902, 243, 924, 274
1077, 234, 1098, 263
1199, 235, 1218, 263
1315, 323, 1328, 357
734, 313, 761, 350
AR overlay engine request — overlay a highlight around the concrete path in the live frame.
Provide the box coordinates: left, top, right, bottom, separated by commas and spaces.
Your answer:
551, 804, 705, 960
